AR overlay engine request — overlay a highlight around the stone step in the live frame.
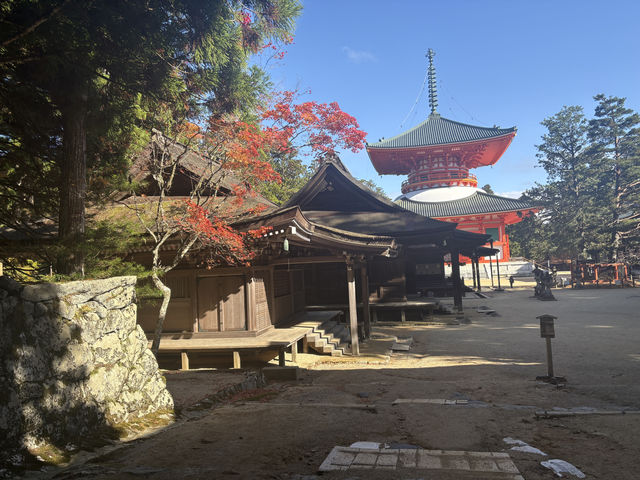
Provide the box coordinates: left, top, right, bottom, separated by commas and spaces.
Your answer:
305, 321, 351, 357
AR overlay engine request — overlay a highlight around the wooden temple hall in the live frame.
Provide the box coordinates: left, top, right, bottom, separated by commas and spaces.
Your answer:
143, 155, 491, 368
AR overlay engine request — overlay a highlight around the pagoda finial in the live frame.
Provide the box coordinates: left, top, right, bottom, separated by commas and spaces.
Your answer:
427, 48, 438, 115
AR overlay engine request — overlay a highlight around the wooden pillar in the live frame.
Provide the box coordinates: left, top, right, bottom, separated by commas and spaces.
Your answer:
451, 247, 463, 312
278, 347, 286, 366
181, 351, 189, 370
488, 252, 494, 288
232, 351, 241, 369
471, 255, 477, 289
302, 336, 309, 353
495, 250, 502, 290
360, 263, 371, 339
291, 341, 298, 364
346, 262, 360, 355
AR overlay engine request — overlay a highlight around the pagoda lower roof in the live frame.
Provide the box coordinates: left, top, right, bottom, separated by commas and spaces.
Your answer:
396, 191, 538, 218
368, 113, 516, 150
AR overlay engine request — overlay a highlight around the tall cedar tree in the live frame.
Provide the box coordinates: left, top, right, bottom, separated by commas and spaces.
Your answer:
533, 106, 602, 259
0, 0, 300, 273
587, 95, 640, 261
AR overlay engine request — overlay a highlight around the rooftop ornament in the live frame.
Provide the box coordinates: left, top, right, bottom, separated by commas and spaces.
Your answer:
427, 48, 438, 115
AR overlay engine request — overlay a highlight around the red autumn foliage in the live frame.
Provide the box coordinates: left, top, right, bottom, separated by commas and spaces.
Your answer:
261, 90, 367, 160
172, 90, 367, 267
179, 200, 271, 267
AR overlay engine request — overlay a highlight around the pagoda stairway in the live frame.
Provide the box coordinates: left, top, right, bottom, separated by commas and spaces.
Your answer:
298, 316, 351, 357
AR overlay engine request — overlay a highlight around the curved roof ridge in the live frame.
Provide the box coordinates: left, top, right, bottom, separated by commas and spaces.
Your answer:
368, 114, 516, 149
396, 190, 539, 218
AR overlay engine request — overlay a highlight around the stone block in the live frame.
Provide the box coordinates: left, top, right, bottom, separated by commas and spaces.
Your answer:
353, 452, 378, 466
442, 456, 471, 470
417, 451, 442, 469
398, 449, 417, 468
332, 450, 356, 466
376, 452, 398, 467
469, 458, 500, 472
496, 458, 520, 473
262, 366, 300, 381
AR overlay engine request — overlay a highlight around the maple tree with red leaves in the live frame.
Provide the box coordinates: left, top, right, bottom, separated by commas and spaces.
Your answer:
134, 92, 366, 354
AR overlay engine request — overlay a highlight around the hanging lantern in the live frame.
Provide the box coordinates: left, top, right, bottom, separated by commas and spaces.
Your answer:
283, 237, 289, 252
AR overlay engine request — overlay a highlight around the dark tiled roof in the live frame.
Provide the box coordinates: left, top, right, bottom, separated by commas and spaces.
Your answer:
396, 191, 538, 218
368, 113, 516, 149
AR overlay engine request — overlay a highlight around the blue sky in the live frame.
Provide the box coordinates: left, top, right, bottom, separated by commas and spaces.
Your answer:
265, 0, 640, 199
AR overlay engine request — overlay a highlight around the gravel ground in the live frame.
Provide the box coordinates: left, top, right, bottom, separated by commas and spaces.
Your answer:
28, 286, 640, 480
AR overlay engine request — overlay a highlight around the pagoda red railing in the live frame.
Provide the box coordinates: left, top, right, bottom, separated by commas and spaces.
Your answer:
402, 172, 478, 193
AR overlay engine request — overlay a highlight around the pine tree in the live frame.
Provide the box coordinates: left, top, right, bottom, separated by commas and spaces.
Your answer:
588, 95, 640, 261
533, 106, 601, 259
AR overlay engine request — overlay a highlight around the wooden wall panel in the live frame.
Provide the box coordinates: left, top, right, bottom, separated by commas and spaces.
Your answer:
138, 299, 192, 333
197, 277, 220, 331
254, 269, 272, 330
220, 276, 246, 331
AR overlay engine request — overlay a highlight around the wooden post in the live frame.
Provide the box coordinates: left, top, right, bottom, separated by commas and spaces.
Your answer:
181, 351, 189, 370
346, 262, 360, 355
488, 254, 494, 288
291, 341, 298, 364
232, 351, 241, 369
476, 256, 482, 291
545, 338, 554, 378
495, 250, 502, 290
278, 347, 286, 366
302, 336, 309, 353
360, 264, 371, 339
471, 255, 477, 289
451, 247, 463, 312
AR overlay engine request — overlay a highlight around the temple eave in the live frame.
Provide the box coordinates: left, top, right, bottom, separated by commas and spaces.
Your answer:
367, 132, 516, 175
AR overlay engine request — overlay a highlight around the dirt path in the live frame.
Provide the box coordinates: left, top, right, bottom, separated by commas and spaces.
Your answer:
34, 287, 640, 479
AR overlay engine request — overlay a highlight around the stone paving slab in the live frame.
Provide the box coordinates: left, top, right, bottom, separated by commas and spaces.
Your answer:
319, 446, 524, 479
393, 398, 469, 405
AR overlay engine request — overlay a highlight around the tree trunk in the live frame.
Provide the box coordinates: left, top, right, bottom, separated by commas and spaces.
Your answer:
151, 271, 172, 356
58, 83, 88, 274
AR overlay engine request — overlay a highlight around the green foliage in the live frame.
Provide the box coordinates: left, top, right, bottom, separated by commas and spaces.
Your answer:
258, 153, 313, 205
481, 184, 495, 194
0, 0, 301, 274
509, 98, 640, 263
358, 178, 390, 199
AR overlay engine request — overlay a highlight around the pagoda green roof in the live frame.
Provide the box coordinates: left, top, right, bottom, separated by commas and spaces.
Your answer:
368, 113, 516, 149
396, 190, 537, 218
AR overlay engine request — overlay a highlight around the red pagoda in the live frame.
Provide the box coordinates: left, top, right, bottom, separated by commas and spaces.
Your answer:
366, 50, 538, 262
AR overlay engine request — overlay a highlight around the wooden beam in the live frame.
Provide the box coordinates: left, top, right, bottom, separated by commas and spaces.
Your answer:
268, 255, 345, 266
181, 351, 189, 370
347, 262, 360, 355
360, 264, 371, 339
232, 351, 241, 369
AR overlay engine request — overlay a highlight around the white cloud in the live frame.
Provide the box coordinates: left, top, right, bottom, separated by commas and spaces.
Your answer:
342, 46, 377, 64
496, 190, 523, 199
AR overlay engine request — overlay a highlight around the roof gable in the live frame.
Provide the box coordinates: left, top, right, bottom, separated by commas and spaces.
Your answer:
283, 158, 404, 213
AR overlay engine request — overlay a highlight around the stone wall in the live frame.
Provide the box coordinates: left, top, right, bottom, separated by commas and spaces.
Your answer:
0, 275, 174, 463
